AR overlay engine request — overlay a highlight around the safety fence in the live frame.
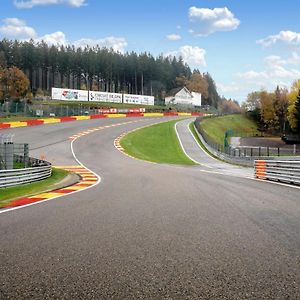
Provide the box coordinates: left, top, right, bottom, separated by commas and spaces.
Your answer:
0, 159, 52, 188
193, 122, 254, 167
226, 145, 299, 157
0, 142, 29, 170
0, 101, 210, 119
255, 160, 300, 186
195, 117, 300, 159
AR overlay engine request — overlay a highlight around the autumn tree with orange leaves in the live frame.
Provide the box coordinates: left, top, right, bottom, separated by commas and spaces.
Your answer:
176, 71, 209, 99
0, 66, 29, 101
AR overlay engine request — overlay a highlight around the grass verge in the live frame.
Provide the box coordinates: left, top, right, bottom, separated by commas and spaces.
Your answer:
200, 114, 259, 145
0, 168, 70, 207
120, 119, 196, 165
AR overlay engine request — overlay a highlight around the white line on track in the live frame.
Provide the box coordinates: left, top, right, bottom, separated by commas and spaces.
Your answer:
189, 123, 220, 163
174, 121, 200, 165
184, 121, 300, 190
0, 118, 155, 214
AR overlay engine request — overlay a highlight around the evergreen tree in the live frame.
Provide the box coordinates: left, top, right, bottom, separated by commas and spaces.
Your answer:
294, 89, 300, 133
0, 38, 217, 102
203, 72, 220, 108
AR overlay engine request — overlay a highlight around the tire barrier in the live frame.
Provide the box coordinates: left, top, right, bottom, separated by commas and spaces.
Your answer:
255, 160, 300, 186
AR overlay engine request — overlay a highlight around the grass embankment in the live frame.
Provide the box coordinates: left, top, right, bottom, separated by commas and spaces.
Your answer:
0, 168, 69, 207
200, 114, 259, 145
120, 120, 196, 165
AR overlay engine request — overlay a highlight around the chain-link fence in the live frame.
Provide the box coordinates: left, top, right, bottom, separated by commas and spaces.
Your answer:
0, 102, 86, 118
195, 117, 300, 158
0, 137, 29, 170
0, 100, 213, 120
0, 102, 35, 118
226, 145, 299, 157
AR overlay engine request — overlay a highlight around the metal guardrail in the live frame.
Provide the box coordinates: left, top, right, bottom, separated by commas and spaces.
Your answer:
195, 117, 300, 158
193, 123, 255, 167
0, 161, 52, 188
255, 160, 300, 186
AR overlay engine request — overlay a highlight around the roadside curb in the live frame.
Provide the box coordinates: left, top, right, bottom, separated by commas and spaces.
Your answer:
0, 119, 144, 212
113, 121, 168, 164
113, 118, 191, 164
1, 166, 97, 209
0, 112, 205, 130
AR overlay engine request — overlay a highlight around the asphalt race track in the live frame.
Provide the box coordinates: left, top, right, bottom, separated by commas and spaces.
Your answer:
0, 117, 299, 299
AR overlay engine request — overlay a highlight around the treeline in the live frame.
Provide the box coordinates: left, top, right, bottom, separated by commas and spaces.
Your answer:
0, 39, 233, 109
242, 80, 300, 134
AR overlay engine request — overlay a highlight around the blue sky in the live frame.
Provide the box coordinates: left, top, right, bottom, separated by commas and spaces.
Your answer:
1, 0, 300, 102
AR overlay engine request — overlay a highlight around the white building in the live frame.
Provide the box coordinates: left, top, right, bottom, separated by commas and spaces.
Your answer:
191, 92, 202, 106
165, 87, 201, 107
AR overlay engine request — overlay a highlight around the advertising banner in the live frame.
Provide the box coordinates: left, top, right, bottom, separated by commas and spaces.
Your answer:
51, 88, 89, 101
123, 94, 154, 105
97, 108, 118, 114
97, 108, 145, 114
51, 88, 154, 106
89, 91, 122, 103
128, 108, 146, 113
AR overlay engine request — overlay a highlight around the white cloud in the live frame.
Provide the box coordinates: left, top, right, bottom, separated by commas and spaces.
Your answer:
37, 31, 68, 45
166, 45, 206, 67
270, 65, 300, 78
229, 53, 300, 102
166, 34, 181, 41
0, 18, 127, 52
238, 70, 268, 81
73, 37, 128, 53
238, 53, 300, 83
189, 6, 240, 36
264, 52, 300, 67
217, 82, 240, 94
0, 18, 37, 39
218, 53, 300, 102
257, 30, 300, 48
14, 0, 86, 8
286, 52, 300, 65
264, 55, 285, 67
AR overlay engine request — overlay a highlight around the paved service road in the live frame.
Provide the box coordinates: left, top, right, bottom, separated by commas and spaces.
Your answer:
175, 118, 254, 178
0, 117, 299, 299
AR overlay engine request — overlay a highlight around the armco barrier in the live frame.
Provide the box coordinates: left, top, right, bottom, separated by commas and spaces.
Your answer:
255, 160, 300, 185
0, 160, 52, 188
193, 123, 255, 167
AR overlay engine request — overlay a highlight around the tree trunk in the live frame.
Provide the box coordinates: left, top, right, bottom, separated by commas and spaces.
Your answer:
135, 70, 137, 94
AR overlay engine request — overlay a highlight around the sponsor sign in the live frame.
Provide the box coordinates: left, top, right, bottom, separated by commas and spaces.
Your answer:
129, 108, 145, 113
89, 91, 122, 103
52, 88, 88, 101
51, 87, 154, 106
97, 108, 118, 114
123, 94, 154, 106
97, 108, 146, 114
